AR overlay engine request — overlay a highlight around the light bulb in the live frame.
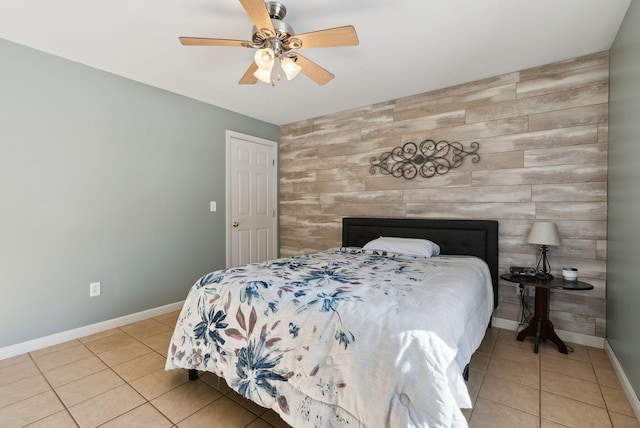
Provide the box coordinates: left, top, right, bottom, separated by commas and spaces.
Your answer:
281, 57, 302, 80
254, 48, 274, 70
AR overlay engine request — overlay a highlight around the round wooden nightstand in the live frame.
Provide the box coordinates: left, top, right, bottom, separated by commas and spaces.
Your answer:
500, 274, 593, 354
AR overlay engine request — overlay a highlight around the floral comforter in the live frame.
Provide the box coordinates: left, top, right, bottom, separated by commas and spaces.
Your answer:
166, 248, 493, 427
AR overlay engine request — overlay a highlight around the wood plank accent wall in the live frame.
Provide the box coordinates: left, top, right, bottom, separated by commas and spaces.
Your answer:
279, 52, 609, 339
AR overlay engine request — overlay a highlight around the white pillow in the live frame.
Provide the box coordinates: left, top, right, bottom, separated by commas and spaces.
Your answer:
362, 236, 440, 258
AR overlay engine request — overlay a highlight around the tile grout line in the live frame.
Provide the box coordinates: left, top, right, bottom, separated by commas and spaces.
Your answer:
30, 327, 160, 427
91, 348, 154, 428
57, 329, 151, 427
538, 347, 542, 428
27, 350, 81, 427
592, 351, 618, 428
92, 326, 183, 427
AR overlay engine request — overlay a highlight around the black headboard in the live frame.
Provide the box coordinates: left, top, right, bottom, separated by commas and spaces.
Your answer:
342, 217, 499, 308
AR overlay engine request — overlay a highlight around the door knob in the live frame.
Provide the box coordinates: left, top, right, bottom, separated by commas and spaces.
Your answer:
232, 222, 239, 228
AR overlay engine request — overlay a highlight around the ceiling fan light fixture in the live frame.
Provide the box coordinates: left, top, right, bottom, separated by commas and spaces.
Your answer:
253, 67, 272, 84
254, 48, 275, 69
281, 56, 301, 80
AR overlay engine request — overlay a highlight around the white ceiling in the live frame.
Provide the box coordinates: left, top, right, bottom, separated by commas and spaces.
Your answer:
0, 0, 631, 125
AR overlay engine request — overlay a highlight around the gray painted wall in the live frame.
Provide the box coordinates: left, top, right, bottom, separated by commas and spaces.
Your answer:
0, 38, 279, 348
608, 1, 640, 399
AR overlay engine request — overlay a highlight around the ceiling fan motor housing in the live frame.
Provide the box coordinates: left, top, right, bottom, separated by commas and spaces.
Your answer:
266, 1, 287, 20
252, 1, 296, 47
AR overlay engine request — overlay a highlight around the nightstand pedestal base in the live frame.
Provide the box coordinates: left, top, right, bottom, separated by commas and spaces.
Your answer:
501, 274, 593, 354
516, 287, 568, 354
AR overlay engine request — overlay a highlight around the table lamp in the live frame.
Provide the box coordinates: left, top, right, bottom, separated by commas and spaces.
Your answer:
527, 221, 561, 279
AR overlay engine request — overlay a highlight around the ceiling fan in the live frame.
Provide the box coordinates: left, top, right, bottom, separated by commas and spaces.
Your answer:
179, 0, 359, 86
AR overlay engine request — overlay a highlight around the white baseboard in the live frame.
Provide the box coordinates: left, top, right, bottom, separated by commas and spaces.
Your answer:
0, 301, 184, 361
492, 317, 606, 349
605, 340, 640, 422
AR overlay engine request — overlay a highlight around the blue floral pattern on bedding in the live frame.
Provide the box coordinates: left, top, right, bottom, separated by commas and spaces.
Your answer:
166, 248, 493, 428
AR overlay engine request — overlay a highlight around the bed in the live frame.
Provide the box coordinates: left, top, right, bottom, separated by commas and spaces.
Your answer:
166, 217, 498, 427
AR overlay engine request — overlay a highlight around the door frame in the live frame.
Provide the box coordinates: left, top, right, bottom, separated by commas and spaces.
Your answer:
225, 130, 279, 268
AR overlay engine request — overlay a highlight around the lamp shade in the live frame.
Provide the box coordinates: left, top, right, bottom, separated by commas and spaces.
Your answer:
280, 56, 301, 80
254, 48, 274, 70
527, 221, 562, 246
253, 68, 272, 84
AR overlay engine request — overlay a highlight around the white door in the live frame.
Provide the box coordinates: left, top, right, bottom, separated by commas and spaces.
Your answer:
226, 131, 278, 267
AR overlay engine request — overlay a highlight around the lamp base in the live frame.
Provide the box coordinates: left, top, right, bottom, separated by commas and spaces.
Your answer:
535, 244, 554, 280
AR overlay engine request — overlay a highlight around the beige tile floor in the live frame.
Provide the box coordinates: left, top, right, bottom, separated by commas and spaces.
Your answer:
1, 311, 638, 427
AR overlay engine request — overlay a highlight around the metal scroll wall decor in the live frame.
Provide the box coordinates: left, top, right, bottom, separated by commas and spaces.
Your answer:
369, 139, 480, 179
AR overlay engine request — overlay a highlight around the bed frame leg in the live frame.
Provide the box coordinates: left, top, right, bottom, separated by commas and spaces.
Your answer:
463, 364, 470, 381
188, 369, 198, 381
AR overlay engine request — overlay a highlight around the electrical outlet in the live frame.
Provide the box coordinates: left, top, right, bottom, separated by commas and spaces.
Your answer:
517, 284, 525, 296
89, 282, 101, 297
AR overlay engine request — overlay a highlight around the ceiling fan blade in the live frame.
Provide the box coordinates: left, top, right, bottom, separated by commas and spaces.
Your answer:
179, 37, 250, 47
239, 0, 275, 34
294, 54, 334, 85
293, 25, 359, 49
239, 62, 259, 85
